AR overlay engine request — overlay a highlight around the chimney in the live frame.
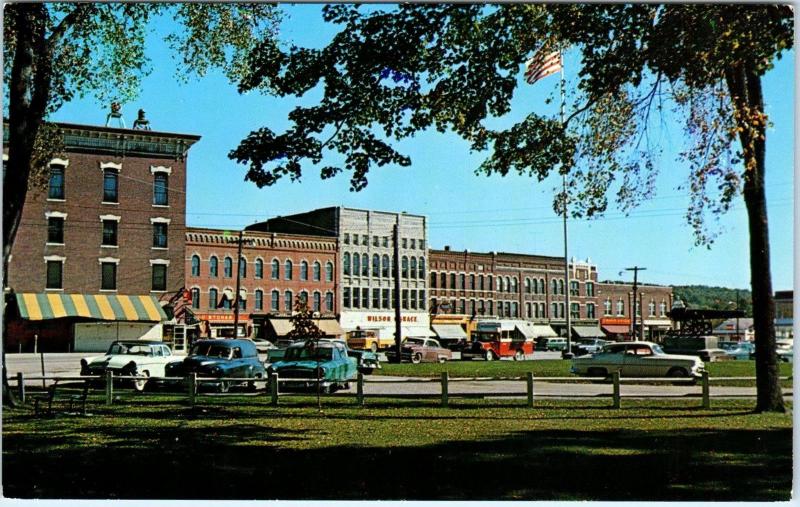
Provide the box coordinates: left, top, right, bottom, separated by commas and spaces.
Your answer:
444, 245, 450, 251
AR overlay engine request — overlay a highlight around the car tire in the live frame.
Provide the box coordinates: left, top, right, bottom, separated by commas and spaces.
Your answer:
587, 367, 607, 378
218, 380, 231, 393
514, 349, 524, 361
667, 367, 689, 378
411, 352, 423, 364
133, 371, 149, 392
484, 350, 494, 361
370, 343, 378, 353
438, 356, 448, 364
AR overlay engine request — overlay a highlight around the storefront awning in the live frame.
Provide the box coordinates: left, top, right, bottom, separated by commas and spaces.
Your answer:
15, 293, 167, 322
317, 319, 344, 336
403, 325, 434, 338
602, 324, 631, 335
572, 325, 605, 338
432, 324, 467, 340
268, 318, 295, 336
524, 324, 558, 338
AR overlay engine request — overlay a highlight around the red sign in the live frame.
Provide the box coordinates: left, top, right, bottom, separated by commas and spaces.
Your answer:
601, 317, 631, 326
366, 315, 418, 323
195, 313, 249, 323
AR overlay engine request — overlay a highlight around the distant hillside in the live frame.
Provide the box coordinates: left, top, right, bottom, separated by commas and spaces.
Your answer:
672, 285, 752, 317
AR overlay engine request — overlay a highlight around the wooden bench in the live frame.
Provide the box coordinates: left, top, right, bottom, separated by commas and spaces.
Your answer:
30, 381, 90, 416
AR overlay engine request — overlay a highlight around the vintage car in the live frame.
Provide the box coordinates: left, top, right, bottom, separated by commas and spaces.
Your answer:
164, 339, 266, 392
80, 340, 174, 392
720, 341, 755, 360
385, 337, 453, 364
748, 339, 793, 362
320, 338, 381, 374
536, 337, 568, 352
571, 341, 706, 378
574, 338, 610, 356
268, 340, 358, 393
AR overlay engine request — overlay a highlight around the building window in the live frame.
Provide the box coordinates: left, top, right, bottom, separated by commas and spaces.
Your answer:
560, 303, 565, 318
511, 302, 518, 318
100, 262, 117, 290
586, 282, 594, 297
361, 288, 369, 309
409, 290, 417, 310
255, 259, 263, 279
459, 274, 465, 290
191, 288, 200, 309
660, 301, 667, 317
299, 291, 308, 306
343, 287, 351, 308
571, 303, 580, 319
604, 299, 612, 315
101, 220, 117, 246
300, 261, 308, 281
450, 273, 456, 289
551, 302, 558, 319
410, 257, 417, 279
353, 287, 361, 309
381, 255, 390, 278
479, 275, 485, 291
649, 300, 656, 317
361, 254, 369, 277
191, 255, 200, 277
410, 238, 416, 249
221, 292, 232, 310
325, 261, 333, 282
551, 279, 558, 295
570, 281, 580, 296
382, 288, 390, 309
343, 233, 350, 245
418, 257, 425, 279
47, 217, 64, 244
209, 257, 219, 277
151, 264, 167, 291
372, 255, 380, 277
48, 166, 66, 200
440, 272, 447, 288
236, 291, 246, 310
209, 288, 218, 309
402, 238, 407, 249
361, 234, 368, 246
401, 289, 408, 309
372, 288, 380, 309
326, 292, 334, 312
284, 259, 293, 280
223, 257, 233, 278
419, 290, 426, 310
284, 290, 293, 312
153, 173, 168, 206
103, 169, 118, 202
373, 235, 379, 247
401, 256, 409, 278
430, 272, 437, 288
239, 258, 247, 279
617, 299, 625, 316
382, 237, 389, 247
587, 303, 596, 319
271, 290, 279, 312
498, 277, 505, 292
635, 300, 641, 317
153, 223, 168, 248
525, 278, 531, 293
558, 279, 564, 295
313, 261, 321, 281
343, 253, 351, 276
271, 259, 279, 279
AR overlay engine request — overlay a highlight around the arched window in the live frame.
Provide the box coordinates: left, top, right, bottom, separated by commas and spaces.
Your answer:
255, 290, 263, 311
313, 291, 321, 312
255, 259, 263, 279
284, 259, 293, 280
221, 289, 232, 310
616, 299, 625, 316
587, 303, 596, 319
239, 257, 247, 279
271, 290, 280, 312
469, 274, 475, 290
299, 290, 308, 305
313, 261, 321, 281
649, 300, 656, 317
343, 253, 351, 275
353, 253, 360, 276
487, 276, 493, 292
271, 259, 280, 280
551, 279, 557, 295
284, 290, 293, 312
361, 254, 369, 276
191, 255, 200, 277
371, 254, 379, 277
459, 274, 465, 290
511, 277, 518, 293
326, 292, 334, 311
418, 257, 426, 279
300, 261, 308, 281
208, 288, 218, 309
551, 302, 559, 318
401, 256, 409, 278
191, 288, 200, 309
479, 275, 485, 291
382, 255, 390, 277
209, 256, 218, 278
524, 278, 531, 293
558, 279, 564, 295
660, 301, 667, 317
223, 257, 233, 278
604, 299, 612, 315
499, 277, 505, 292
325, 261, 334, 282
410, 257, 417, 279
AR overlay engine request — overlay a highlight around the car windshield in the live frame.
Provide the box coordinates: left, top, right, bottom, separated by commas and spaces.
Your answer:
651, 344, 666, 355
404, 338, 425, 346
107, 343, 153, 356
191, 343, 232, 358
284, 347, 334, 361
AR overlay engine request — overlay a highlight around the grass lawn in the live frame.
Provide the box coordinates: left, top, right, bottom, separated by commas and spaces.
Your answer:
2, 393, 792, 501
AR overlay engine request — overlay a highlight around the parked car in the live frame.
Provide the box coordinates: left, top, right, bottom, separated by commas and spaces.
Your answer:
662, 335, 729, 362
720, 341, 755, 360
164, 339, 266, 392
80, 340, 174, 392
268, 340, 358, 393
536, 337, 568, 352
571, 341, 706, 378
573, 338, 611, 356
319, 338, 381, 374
749, 339, 794, 362
249, 337, 278, 354
385, 337, 453, 363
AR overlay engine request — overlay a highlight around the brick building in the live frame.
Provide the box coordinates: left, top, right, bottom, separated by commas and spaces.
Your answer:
596, 281, 674, 341
185, 227, 340, 339
4, 119, 199, 352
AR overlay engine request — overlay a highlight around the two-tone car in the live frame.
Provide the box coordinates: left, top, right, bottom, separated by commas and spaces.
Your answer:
571, 341, 705, 378
385, 337, 452, 364
165, 339, 266, 392
80, 340, 174, 392
268, 340, 358, 393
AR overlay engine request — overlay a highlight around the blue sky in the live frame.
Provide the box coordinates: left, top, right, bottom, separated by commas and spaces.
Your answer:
49, 5, 795, 291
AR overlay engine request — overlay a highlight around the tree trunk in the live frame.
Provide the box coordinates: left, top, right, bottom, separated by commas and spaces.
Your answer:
724, 64, 784, 413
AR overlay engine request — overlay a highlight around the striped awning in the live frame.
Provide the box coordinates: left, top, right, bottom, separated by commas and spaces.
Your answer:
15, 293, 167, 322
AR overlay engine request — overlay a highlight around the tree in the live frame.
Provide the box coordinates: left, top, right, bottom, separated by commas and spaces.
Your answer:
286, 296, 325, 409
228, 4, 791, 412
2, 3, 281, 406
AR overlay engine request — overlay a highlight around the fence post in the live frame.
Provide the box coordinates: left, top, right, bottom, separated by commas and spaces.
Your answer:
105, 371, 114, 405
188, 373, 197, 407
441, 371, 449, 407
357, 372, 364, 406
612, 371, 621, 409
16, 372, 25, 404
526, 372, 534, 408
701, 371, 710, 409
270, 372, 279, 406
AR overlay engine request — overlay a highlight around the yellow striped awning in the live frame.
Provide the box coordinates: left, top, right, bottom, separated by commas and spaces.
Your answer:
15, 293, 167, 322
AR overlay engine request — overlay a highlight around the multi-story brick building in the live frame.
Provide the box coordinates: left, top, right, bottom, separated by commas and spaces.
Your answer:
4, 119, 199, 351
246, 207, 431, 343
185, 227, 339, 339
596, 281, 674, 341
428, 248, 602, 339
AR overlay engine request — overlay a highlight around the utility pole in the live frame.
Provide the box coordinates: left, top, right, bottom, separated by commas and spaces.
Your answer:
233, 230, 252, 338
735, 289, 741, 341
559, 48, 573, 359
625, 266, 646, 340
393, 221, 402, 363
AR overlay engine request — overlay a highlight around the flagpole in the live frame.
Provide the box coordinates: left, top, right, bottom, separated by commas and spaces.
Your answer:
560, 47, 573, 359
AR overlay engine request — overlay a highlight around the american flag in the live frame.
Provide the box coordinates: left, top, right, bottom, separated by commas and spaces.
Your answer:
525, 45, 562, 84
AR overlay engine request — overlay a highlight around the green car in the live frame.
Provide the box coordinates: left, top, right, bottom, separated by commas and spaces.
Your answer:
268, 341, 358, 393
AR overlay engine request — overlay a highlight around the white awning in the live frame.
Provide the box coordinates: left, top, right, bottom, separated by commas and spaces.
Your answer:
432, 324, 467, 340
572, 325, 604, 338
268, 318, 294, 336
516, 322, 557, 339
403, 325, 434, 338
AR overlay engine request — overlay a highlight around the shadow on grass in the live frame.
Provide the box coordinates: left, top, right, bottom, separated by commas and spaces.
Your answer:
2, 402, 791, 501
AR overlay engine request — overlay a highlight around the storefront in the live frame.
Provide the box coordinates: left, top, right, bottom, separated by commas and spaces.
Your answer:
340, 311, 433, 341
600, 317, 632, 341
194, 312, 250, 339
263, 316, 344, 341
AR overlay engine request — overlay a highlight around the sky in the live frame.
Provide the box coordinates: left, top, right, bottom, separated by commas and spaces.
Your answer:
49, 4, 795, 292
